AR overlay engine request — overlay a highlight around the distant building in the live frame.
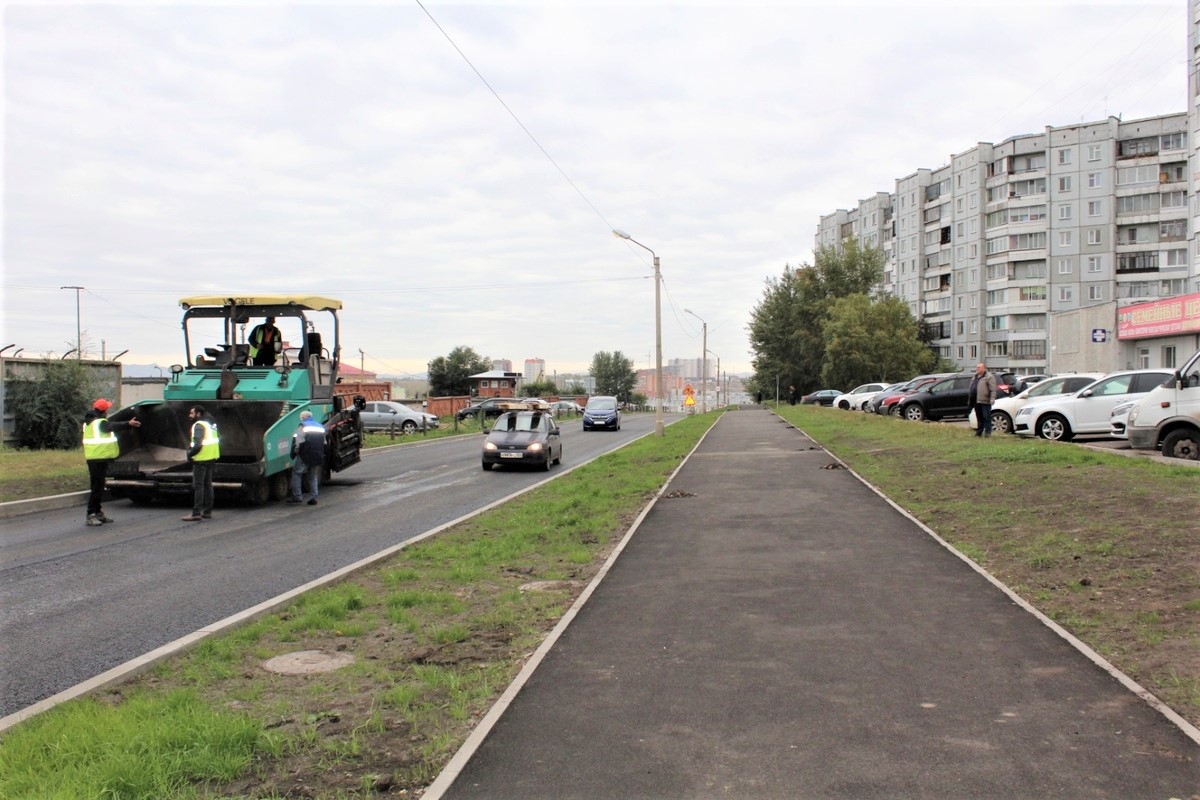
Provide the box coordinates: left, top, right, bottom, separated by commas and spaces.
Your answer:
524, 358, 546, 383
468, 370, 521, 398
492, 359, 513, 372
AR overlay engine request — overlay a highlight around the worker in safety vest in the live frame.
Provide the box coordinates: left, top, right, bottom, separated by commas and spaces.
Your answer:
247, 316, 281, 366
82, 398, 141, 527
181, 405, 221, 521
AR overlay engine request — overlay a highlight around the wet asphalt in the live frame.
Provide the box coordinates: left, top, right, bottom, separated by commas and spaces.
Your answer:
428, 406, 1199, 800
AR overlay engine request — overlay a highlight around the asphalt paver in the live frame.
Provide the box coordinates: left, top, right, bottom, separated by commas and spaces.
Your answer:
434, 407, 1199, 799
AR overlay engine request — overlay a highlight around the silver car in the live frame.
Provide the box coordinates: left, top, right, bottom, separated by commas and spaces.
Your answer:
359, 401, 439, 433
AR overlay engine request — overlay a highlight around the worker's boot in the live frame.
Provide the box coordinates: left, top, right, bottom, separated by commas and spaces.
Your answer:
98, 513, 114, 523
86, 514, 104, 527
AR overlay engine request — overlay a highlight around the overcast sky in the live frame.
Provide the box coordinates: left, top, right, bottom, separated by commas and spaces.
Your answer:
1, 0, 1187, 378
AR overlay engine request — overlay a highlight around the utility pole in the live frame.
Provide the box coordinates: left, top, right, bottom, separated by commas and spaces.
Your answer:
61, 285, 84, 359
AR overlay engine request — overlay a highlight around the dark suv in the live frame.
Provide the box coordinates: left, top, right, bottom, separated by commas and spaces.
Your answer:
897, 374, 974, 421
582, 396, 621, 431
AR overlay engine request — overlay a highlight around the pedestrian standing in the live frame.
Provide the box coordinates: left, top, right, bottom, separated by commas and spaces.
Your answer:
969, 362, 998, 437
788, 385, 797, 405
288, 410, 326, 506
82, 398, 141, 527
247, 316, 282, 366
182, 405, 220, 521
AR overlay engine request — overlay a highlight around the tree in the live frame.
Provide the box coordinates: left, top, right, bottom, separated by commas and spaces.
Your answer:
6, 359, 101, 449
589, 351, 637, 400
820, 295, 937, 390
748, 236, 885, 392
427, 346, 490, 397
563, 381, 587, 396
520, 379, 558, 398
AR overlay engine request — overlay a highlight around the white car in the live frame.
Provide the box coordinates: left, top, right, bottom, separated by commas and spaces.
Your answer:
1108, 400, 1138, 439
1012, 369, 1173, 441
836, 382, 889, 411
968, 373, 1104, 434
359, 401, 440, 433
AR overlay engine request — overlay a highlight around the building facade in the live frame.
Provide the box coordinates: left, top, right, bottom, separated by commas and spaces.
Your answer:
816, 113, 1200, 375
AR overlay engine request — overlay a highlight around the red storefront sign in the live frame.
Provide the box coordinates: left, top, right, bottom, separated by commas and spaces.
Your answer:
1117, 291, 1200, 339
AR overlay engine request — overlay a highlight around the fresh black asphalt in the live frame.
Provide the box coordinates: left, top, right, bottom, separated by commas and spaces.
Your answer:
432, 406, 1199, 799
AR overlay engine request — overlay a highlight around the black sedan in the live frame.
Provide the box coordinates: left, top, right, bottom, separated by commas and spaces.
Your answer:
800, 389, 843, 406
481, 410, 563, 471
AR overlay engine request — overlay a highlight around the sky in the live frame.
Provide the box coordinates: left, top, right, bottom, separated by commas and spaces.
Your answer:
1, 0, 1188, 379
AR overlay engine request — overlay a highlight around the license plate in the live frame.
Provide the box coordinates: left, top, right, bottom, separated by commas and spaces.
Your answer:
500, 452, 523, 459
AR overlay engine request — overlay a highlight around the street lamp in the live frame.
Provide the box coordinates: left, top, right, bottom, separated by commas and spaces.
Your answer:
61, 285, 84, 360
684, 308, 708, 414
613, 229, 664, 436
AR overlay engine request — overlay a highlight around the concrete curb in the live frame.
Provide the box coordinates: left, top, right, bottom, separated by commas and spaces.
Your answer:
0, 490, 88, 520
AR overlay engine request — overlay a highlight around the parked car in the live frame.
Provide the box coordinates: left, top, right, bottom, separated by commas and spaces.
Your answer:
1013, 369, 1173, 441
481, 409, 562, 471
836, 383, 888, 410
1126, 347, 1200, 460
897, 374, 974, 421
968, 373, 1104, 434
582, 395, 621, 431
994, 372, 1025, 398
873, 375, 953, 415
800, 389, 843, 406
549, 400, 584, 415
456, 397, 512, 422
359, 401, 439, 433
1108, 400, 1137, 439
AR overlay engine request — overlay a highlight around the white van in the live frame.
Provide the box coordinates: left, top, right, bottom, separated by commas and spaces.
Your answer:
1125, 348, 1200, 460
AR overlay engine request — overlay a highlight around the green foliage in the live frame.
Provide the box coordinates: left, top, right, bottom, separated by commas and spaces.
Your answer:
589, 350, 637, 399
520, 378, 558, 397
820, 294, 937, 389
563, 381, 587, 395
5, 360, 100, 449
427, 346, 490, 397
748, 237, 883, 392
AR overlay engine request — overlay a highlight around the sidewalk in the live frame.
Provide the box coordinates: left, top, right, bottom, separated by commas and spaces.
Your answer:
427, 407, 1199, 799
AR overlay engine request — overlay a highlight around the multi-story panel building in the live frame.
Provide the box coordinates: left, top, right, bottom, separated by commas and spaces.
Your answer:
817, 113, 1192, 375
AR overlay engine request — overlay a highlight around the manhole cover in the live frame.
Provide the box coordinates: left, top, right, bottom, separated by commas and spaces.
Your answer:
262, 650, 355, 675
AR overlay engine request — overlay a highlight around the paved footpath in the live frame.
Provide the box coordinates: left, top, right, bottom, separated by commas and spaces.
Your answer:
429, 407, 1199, 799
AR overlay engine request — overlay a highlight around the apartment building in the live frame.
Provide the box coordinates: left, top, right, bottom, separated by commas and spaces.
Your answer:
816, 113, 1198, 375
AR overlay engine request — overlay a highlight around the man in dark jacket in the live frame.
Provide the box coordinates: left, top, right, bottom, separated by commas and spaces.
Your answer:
288, 410, 326, 506
82, 398, 141, 527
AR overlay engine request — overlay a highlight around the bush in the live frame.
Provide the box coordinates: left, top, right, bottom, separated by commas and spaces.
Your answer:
6, 360, 99, 449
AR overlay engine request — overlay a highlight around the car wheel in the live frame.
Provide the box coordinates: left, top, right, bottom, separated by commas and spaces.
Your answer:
1036, 413, 1072, 441
401, 420, 417, 434
991, 411, 1012, 435
902, 404, 925, 422
837, 399, 849, 410
1160, 428, 1200, 460
482, 461, 493, 471
543, 453, 552, 471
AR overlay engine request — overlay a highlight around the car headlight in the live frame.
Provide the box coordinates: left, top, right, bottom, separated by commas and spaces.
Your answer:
1016, 407, 1032, 417
483, 442, 498, 451
1128, 406, 1140, 424
527, 442, 543, 452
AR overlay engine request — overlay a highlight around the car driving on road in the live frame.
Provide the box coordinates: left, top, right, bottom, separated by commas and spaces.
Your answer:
583, 396, 621, 431
481, 409, 563, 471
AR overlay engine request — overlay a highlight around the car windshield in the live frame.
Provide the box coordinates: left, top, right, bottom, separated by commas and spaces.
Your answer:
493, 412, 545, 432
587, 398, 617, 411
1027, 377, 1068, 397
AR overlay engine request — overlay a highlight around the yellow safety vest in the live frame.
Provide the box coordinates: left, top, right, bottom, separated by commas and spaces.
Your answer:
192, 420, 221, 462
82, 418, 119, 460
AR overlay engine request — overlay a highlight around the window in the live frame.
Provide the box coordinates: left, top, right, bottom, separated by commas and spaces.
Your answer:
1087, 200, 1102, 217
1012, 340, 1046, 359
1088, 172, 1103, 189
1088, 229, 1102, 245
1087, 255, 1103, 273
1087, 144, 1103, 161
969, 345, 978, 358
1166, 249, 1188, 267
1088, 285, 1105, 301
1161, 132, 1186, 151
1161, 190, 1187, 209
1058, 176, 1072, 192
1058, 258, 1073, 274
987, 315, 1006, 331
1117, 193, 1157, 214
1059, 205, 1073, 220
1019, 286, 1047, 301
1059, 230, 1073, 247
1136, 349, 1150, 370
1117, 165, 1157, 185
1163, 345, 1177, 368
987, 289, 1007, 304
1161, 220, 1186, 240
970, 243, 978, 258
1058, 148, 1072, 165
956, 320, 964, 335
987, 263, 1006, 280
986, 342, 1008, 357
969, 320, 978, 334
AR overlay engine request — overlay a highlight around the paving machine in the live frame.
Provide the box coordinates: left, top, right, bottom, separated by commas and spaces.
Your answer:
106, 295, 364, 504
